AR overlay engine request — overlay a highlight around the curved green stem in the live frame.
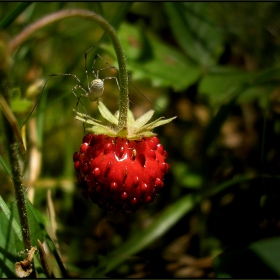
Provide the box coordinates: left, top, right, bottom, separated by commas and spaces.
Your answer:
3, 9, 129, 276
9, 9, 129, 129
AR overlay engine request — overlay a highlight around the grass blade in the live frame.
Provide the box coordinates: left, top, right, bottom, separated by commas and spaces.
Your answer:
25, 196, 69, 278
0, 2, 33, 29
0, 155, 12, 179
89, 174, 252, 277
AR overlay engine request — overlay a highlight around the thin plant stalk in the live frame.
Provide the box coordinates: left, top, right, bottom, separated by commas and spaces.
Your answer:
0, 34, 35, 277
9, 9, 129, 128
3, 8, 130, 277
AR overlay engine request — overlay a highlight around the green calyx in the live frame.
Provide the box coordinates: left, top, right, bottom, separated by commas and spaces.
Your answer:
74, 101, 176, 140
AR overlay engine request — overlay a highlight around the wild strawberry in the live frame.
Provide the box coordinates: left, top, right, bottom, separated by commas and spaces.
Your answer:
73, 102, 176, 212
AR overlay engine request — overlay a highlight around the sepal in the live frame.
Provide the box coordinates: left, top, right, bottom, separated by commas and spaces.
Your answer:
74, 102, 176, 140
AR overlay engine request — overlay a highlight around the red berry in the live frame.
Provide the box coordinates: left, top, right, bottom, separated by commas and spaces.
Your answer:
73, 133, 169, 212
73, 101, 176, 212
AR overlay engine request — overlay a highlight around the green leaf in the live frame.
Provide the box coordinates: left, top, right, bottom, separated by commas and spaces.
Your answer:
0, 193, 68, 277
200, 91, 240, 155
199, 66, 280, 107
88, 174, 252, 277
0, 196, 24, 278
198, 67, 255, 106
164, 2, 224, 66
250, 67, 280, 86
0, 194, 65, 277
89, 193, 199, 277
251, 237, 280, 276
0, 155, 12, 179
0, 2, 33, 29
75, 2, 132, 65
213, 237, 280, 278
0, 214, 22, 277
25, 197, 69, 278
0, 196, 48, 278
103, 23, 201, 91
8, 87, 32, 114
104, 2, 133, 30
11, 99, 33, 114
200, 67, 280, 154
173, 162, 203, 189
0, 196, 22, 239
130, 35, 200, 91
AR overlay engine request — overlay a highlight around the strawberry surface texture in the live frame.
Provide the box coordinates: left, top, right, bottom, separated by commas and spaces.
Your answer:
73, 133, 169, 212
73, 101, 176, 212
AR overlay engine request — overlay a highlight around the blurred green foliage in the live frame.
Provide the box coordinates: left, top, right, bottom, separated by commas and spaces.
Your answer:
1, 2, 280, 278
